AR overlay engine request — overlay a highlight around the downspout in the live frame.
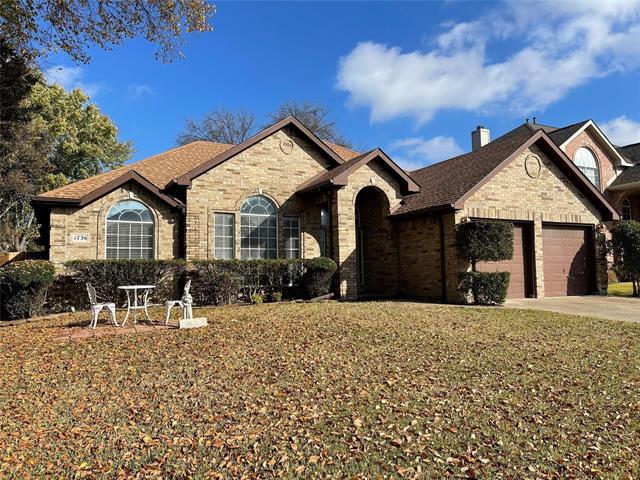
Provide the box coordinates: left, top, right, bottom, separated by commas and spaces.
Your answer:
438, 215, 447, 302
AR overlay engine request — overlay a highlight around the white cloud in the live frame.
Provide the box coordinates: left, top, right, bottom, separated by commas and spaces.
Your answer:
126, 83, 154, 100
44, 65, 104, 97
601, 115, 640, 145
390, 135, 464, 170
337, 1, 640, 124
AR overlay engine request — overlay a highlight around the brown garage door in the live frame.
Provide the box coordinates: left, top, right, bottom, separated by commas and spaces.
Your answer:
477, 223, 533, 299
542, 225, 594, 297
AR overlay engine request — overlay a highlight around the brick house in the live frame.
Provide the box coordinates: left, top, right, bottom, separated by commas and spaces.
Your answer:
33, 116, 638, 301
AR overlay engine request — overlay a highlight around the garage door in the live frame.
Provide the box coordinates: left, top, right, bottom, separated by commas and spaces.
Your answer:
542, 225, 594, 297
477, 223, 532, 299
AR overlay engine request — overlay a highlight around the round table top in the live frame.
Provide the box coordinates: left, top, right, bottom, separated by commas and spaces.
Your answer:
117, 285, 156, 290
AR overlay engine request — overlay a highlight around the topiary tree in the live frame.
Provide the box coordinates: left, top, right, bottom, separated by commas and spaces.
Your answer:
609, 220, 640, 296
456, 220, 514, 305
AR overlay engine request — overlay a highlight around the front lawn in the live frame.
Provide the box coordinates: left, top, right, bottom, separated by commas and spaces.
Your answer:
1, 302, 639, 478
608, 281, 636, 297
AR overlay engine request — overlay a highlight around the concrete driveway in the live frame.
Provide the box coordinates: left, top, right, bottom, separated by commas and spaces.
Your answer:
505, 296, 640, 323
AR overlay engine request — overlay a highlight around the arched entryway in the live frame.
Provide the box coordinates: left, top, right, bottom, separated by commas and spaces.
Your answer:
354, 186, 397, 297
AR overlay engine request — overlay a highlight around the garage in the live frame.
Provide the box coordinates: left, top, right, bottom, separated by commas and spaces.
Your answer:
542, 224, 594, 297
477, 223, 534, 299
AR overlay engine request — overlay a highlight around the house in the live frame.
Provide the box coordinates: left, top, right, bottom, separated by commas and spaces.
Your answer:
33, 115, 638, 301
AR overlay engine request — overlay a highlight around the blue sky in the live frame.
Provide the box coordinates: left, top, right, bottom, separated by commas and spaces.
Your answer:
44, 1, 640, 170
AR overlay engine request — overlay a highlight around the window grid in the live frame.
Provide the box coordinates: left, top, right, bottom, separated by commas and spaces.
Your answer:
574, 147, 600, 189
105, 200, 154, 259
214, 213, 235, 259
284, 217, 300, 259
240, 195, 277, 259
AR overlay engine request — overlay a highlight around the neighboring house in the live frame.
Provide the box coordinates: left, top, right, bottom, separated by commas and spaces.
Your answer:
34, 115, 637, 301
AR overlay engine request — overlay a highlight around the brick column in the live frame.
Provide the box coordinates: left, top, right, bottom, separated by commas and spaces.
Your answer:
533, 215, 545, 297
331, 188, 357, 299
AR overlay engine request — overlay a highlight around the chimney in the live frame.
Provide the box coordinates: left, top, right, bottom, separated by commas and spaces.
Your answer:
471, 125, 490, 151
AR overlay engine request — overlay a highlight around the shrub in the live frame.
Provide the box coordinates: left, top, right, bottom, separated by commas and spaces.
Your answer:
459, 271, 510, 306
609, 220, 640, 296
271, 291, 283, 302
456, 221, 514, 270
64, 259, 186, 307
301, 257, 337, 299
250, 293, 263, 304
190, 259, 304, 302
0, 260, 55, 320
189, 268, 243, 306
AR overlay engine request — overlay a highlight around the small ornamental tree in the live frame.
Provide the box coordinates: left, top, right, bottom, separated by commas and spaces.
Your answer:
456, 220, 514, 305
609, 220, 640, 296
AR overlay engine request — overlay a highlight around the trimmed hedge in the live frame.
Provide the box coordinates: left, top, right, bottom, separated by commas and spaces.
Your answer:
456, 220, 514, 305
57, 257, 337, 310
0, 260, 55, 320
189, 258, 337, 302
301, 257, 338, 299
456, 221, 514, 268
459, 271, 510, 306
65, 259, 186, 307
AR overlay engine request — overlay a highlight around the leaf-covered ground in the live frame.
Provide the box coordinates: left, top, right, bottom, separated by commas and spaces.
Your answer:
1, 302, 639, 479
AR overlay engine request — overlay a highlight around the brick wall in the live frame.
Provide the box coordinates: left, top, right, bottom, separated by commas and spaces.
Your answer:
332, 161, 403, 299
48, 183, 180, 265
563, 130, 618, 190
461, 144, 607, 297
186, 128, 332, 261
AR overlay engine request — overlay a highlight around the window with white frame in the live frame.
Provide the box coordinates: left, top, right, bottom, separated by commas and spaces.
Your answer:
573, 147, 600, 188
622, 198, 632, 221
240, 195, 277, 259
284, 217, 300, 259
214, 213, 235, 259
105, 200, 154, 259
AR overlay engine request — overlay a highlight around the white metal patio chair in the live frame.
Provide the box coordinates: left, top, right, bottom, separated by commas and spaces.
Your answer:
86, 283, 118, 329
165, 279, 193, 325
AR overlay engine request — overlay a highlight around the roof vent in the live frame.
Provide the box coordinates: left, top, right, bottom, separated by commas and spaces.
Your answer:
471, 125, 490, 151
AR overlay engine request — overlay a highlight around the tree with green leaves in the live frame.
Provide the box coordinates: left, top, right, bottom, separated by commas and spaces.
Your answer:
0, 0, 215, 63
28, 83, 133, 183
0, 46, 132, 252
609, 220, 640, 296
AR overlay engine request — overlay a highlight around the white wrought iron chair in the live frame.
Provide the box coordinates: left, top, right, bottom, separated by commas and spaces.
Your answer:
86, 283, 118, 329
165, 279, 193, 325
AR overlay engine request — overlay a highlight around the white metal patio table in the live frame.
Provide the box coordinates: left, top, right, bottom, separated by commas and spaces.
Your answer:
117, 285, 155, 326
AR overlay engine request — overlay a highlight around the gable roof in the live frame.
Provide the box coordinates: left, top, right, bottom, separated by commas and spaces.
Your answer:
297, 148, 419, 194
545, 120, 589, 146
33, 117, 361, 207
173, 116, 346, 186
392, 124, 618, 221
33, 170, 185, 209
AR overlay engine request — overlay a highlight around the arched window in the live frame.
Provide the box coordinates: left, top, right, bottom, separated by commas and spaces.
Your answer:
574, 147, 600, 188
105, 200, 154, 259
240, 195, 277, 259
622, 198, 632, 221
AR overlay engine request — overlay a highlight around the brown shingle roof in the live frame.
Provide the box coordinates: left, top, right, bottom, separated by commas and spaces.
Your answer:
545, 120, 589, 146
609, 165, 640, 188
393, 124, 536, 216
296, 148, 419, 194
36, 132, 361, 202
617, 142, 640, 164
39, 141, 234, 200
